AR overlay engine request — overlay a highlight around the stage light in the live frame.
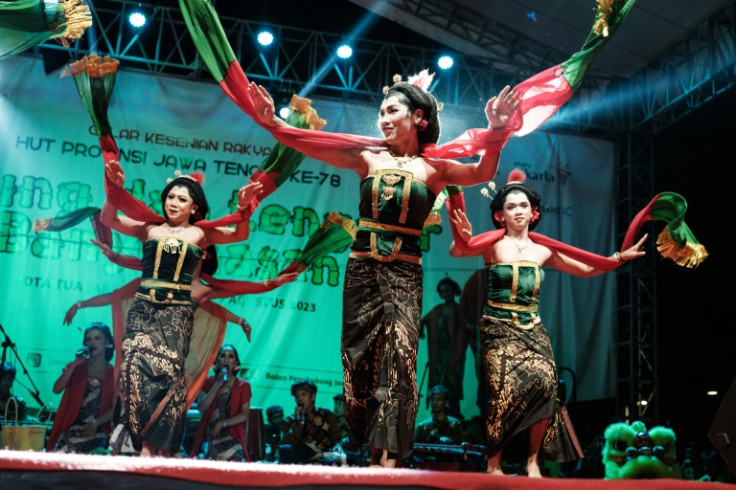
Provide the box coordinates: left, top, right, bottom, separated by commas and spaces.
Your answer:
707, 390, 719, 396
437, 55, 454, 70
336, 44, 353, 59
128, 11, 147, 28
278, 106, 291, 119
257, 30, 274, 47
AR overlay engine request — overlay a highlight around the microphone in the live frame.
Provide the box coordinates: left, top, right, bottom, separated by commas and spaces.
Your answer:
75, 347, 90, 358
220, 367, 228, 383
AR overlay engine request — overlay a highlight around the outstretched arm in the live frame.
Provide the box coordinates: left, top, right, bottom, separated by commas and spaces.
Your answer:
100, 160, 149, 241
247, 82, 367, 174
63, 292, 114, 326
197, 299, 252, 342
205, 182, 263, 245
437, 86, 520, 187
225, 310, 252, 343
547, 233, 649, 277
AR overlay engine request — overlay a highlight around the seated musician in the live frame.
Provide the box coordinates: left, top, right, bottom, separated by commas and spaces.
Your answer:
279, 379, 344, 465
415, 385, 466, 445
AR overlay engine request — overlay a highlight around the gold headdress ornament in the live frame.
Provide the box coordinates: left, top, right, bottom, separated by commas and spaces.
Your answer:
479, 181, 497, 200
167, 170, 205, 185
382, 69, 444, 111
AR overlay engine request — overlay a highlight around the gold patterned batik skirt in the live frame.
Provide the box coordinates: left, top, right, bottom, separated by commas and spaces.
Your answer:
117, 298, 194, 454
480, 315, 583, 463
341, 258, 422, 460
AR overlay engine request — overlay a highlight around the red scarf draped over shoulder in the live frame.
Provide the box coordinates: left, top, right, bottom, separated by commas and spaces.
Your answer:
45, 360, 115, 451
189, 376, 252, 459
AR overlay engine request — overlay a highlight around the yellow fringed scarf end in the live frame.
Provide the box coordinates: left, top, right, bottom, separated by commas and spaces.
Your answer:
422, 213, 442, 227
593, 0, 623, 37
60, 0, 93, 42
323, 212, 357, 241
656, 228, 709, 269
290, 95, 327, 130
32, 218, 51, 232
63, 54, 120, 78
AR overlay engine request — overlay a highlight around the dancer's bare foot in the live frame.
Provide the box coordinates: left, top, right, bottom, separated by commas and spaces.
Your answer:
526, 461, 543, 478
487, 452, 504, 475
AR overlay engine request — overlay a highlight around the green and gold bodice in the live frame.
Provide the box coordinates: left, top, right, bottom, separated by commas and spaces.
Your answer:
136, 237, 203, 304
483, 261, 545, 328
351, 169, 436, 262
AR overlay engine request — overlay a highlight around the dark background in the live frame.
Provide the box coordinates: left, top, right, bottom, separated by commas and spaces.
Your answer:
654, 88, 736, 449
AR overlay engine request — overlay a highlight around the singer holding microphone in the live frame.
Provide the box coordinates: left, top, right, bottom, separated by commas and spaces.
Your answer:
278, 379, 343, 465
190, 344, 251, 461
46, 323, 115, 453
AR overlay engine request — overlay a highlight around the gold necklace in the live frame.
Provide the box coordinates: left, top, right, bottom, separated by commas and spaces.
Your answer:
388, 149, 418, 168
164, 223, 189, 234
505, 235, 531, 253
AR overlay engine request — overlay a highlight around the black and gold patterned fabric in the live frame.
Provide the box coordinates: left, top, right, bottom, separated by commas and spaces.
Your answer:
136, 237, 204, 304
342, 170, 435, 460
352, 170, 436, 261
480, 262, 583, 463
114, 236, 202, 454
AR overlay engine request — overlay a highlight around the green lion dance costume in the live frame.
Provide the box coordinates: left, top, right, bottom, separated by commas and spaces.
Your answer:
603, 420, 682, 479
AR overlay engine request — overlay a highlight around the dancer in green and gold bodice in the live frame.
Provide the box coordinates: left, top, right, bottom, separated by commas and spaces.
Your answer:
101, 165, 262, 457
248, 70, 520, 466
450, 169, 648, 477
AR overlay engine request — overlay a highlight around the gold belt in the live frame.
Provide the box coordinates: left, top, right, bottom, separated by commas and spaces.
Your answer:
135, 292, 193, 305
486, 299, 538, 312
358, 219, 422, 237
140, 279, 192, 291
349, 250, 422, 265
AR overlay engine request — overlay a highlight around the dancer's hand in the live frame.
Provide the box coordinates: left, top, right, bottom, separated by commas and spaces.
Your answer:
89, 239, 116, 258
248, 82, 278, 126
486, 85, 520, 130
105, 160, 125, 187
63, 303, 79, 325
450, 209, 472, 243
265, 271, 301, 288
617, 233, 649, 262
237, 181, 264, 212
238, 317, 252, 342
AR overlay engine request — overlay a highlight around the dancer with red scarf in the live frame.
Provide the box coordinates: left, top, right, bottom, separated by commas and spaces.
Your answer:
448, 169, 706, 476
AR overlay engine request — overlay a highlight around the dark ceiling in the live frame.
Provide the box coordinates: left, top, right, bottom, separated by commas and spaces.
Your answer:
348, 0, 734, 79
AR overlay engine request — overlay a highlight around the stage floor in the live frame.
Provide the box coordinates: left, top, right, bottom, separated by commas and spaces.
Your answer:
0, 450, 732, 489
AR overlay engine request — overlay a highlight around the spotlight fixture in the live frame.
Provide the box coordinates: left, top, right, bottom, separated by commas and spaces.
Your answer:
128, 11, 147, 28
278, 106, 291, 119
257, 30, 274, 47
336, 44, 353, 59
437, 55, 454, 70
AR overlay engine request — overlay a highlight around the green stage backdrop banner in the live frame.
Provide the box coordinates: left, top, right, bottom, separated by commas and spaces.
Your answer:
0, 55, 615, 423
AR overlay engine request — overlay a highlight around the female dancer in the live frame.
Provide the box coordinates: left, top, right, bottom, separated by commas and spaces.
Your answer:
101, 164, 262, 457
449, 170, 647, 477
46, 323, 115, 453
190, 344, 251, 461
247, 75, 519, 467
